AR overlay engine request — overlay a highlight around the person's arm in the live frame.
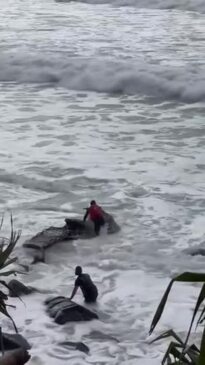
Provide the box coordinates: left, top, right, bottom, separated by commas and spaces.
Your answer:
83, 208, 89, 222
69, 285, 78, 300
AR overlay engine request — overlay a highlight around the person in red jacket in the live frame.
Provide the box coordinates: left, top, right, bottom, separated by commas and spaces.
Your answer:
83, 200, 105, 236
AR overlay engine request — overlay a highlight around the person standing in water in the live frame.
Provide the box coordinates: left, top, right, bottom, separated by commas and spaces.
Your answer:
69, 266, 98, 303
83, 200, 105, 236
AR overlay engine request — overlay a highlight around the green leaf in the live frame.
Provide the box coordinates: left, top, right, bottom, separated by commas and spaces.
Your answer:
0, 215, 4, 231
185, 344, 199, 363
0, 270, 18, 276
0, 280, 25, 306
0, 301, 17, 333
0, 214, 21, 269
197, 306, 205, 326
0, 290, 8, 301
149, 279, 174, 335
1, 257, 17, 269
0, 214, 22, 331
161, 342, 190, 365
182, 283, 205, 357
175, 272, 205, 283
150, 329, 184, 345
0, 240, 19, 269
198, 325, 205, 365
149, 272, 205, 335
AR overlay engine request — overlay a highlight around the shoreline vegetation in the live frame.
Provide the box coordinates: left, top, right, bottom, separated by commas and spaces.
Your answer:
150, 272, 205, 364
0, 215, 30, 365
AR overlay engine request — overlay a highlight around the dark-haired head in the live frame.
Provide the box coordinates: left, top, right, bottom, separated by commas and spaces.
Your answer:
90, 200, 96, 206
75, 266, 82, 275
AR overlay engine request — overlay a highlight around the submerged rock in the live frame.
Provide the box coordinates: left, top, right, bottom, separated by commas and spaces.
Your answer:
23, 225, 71, 250
189, 248, 205, 256
59, 341, 90, 354
8, 279, 51, 297
8, 280, 36, 297
45, 296, 98, 324
85, 330, 119, 343
185, 245, 205, 256
0, 333, 31, 352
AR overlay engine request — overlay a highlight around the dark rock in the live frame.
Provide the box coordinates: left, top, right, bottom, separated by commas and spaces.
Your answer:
23, 226, 72, 250
0, 333, 31, 352
186, 247, 205, 256
59, 341, 89, 354
45, 296, 98, 324
45, 296, 65, 306
192, 249, 205, 256
85, 330, 119, 343
0, 349, 30, 365
8, 280, 36, 297
65, 219, 95, 238
23, 212, 120, 252
103, 212, 120, 234
31, 247, 45, 264
23, 213, 120, 264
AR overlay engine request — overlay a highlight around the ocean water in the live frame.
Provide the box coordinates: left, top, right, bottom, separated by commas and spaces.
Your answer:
0, 0, 205, 364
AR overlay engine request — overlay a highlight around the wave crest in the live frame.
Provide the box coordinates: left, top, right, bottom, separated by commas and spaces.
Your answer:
56, 0, 205, 14
1, 53, 205, 102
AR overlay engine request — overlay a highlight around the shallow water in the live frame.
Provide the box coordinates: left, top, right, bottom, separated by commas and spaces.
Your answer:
0, 0, 205, 364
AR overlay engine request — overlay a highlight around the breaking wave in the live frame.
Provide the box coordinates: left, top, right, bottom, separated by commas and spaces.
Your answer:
113, 0, 205, 13
1, 53, 205, 103
56, 0, 205, 14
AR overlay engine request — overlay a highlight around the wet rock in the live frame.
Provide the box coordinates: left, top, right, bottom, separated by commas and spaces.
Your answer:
185, 244, 205, 256
23, 213, 119, 264
0, 349, 30, 365
17, 264, 30, 273
103, 212, 120, 234
0, 333, 31, 352
59, 341, 89, 354
31, 247, 45, 264
8, 280, 36, 297
188, 248, 205, 256
45, 296, 98, 324
23, 212, 120, 252
23, 226, 72, 251
64, 219, 96, 238
85, 330, 119, 343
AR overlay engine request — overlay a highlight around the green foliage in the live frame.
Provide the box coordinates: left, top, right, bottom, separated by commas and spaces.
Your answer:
149, 272, 205, 364
150, 330, 200, 364
0, 214, 21, 333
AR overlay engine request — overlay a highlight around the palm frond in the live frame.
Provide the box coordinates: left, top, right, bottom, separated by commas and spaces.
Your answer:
150, 272, 205, 335
0, 213, 22, 332
198, 325, 205, 365
150, 329, 184, 345
150, 272, 205, 365
0, 214, 21, 270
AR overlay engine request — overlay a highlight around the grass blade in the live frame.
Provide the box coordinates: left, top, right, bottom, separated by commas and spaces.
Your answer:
149, 279, 174, 335
150, 329, 184, 345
